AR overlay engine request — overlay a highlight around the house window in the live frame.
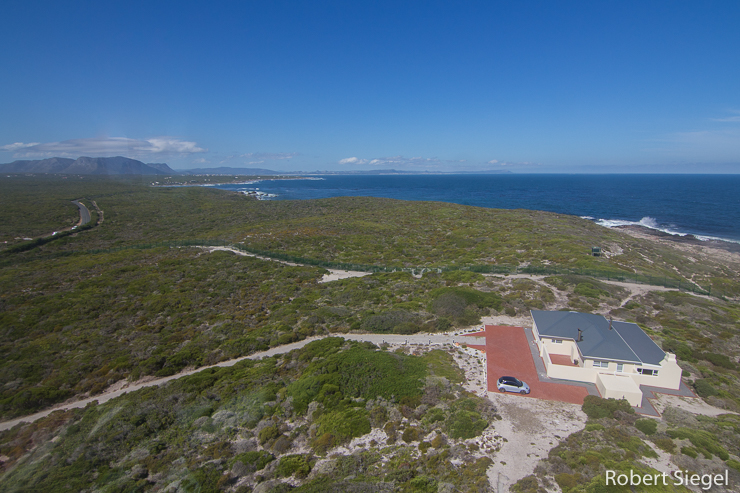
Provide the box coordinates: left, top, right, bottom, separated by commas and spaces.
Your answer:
552, 339, 563, 344
638, 368, 659, 376
593, 360, 609, 368
616, 363, 624, 372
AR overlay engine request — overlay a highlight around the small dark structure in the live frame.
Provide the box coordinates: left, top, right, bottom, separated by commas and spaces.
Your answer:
591, 246, 601, 257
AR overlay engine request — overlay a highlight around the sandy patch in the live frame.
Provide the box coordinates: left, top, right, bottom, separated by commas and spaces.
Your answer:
486, 393, 587, 492
652, 394, 738, 417
319, 269, 371, 283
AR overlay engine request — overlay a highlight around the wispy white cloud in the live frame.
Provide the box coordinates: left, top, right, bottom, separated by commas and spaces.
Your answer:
339, 155, 443, 167
2, 137, 207, 158
241, 152, 297, 160
0, 142, 40, 152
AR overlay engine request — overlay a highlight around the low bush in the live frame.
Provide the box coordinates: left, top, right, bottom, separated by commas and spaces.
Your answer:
276, 454, 312, 478
681, 446, 698, 458
701, 353, 736, 370
668, 428, 729, 460
231, 451, 274, 472
653, 437, 676, 453
512, 475, 540, 493
693, 379, 719, 398
554, 473, 581, 491
447, 409, 488, 439
258, 425, 280, 444
634, 419, 657, 435
582, 396, 634, 419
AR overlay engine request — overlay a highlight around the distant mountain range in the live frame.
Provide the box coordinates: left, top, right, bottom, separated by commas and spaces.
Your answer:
179, 166, 284, 175
0, 157, 176, 175
175, 167, 513, 175
1, 157, 513, 176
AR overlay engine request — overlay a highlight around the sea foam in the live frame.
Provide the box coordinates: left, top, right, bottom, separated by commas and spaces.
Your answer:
593, 216, 740, 244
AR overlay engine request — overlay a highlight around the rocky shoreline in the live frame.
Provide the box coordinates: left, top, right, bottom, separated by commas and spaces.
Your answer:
616, 224, 740, 255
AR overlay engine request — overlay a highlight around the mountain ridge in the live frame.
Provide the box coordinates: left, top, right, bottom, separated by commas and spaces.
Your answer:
0, 156, 175, 175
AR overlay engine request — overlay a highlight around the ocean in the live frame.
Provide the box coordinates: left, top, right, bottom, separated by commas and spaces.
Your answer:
214, 174, 740, 244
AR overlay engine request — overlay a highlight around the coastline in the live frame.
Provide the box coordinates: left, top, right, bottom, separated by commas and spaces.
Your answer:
615, 225, 740, 266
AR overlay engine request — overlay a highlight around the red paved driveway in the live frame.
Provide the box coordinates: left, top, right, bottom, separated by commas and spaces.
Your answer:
467, 325, 589, 405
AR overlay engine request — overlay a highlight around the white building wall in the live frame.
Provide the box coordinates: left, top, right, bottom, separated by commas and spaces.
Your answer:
630, 353, 682, 390
596, 374, 643, 406
540, 337, 577, 357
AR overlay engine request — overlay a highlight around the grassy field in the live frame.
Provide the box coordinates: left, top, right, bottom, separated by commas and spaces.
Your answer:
1, 175, 739, 491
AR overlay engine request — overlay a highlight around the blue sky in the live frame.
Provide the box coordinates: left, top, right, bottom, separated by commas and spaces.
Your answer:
1, 1, 739, 172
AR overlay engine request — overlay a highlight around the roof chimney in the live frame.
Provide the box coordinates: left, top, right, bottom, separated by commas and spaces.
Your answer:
609, 317, 613, 330
577, 328, 583, 342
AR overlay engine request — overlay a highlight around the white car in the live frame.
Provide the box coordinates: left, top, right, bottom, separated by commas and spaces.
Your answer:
497, 376, 530, 394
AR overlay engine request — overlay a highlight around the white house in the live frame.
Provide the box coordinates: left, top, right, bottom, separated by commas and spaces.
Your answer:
530, 310, 682, 406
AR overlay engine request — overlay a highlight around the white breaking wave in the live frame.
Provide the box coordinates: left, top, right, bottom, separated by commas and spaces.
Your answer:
591, 216, 740, 244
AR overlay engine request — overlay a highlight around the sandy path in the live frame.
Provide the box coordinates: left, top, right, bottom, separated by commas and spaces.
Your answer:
200, 246, 370, 283
0, 332, 482, 432
0, 337, 323, 432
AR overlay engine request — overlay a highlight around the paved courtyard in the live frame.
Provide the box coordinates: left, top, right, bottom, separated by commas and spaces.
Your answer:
466, 325, 593, 405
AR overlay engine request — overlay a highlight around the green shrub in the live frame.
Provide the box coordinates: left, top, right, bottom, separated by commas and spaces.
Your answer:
512, 475, 540, 493
555, 473, 581, 491
447, 410, 487, 439
407, 475, 437, 493
653, 437, 676, 453
231, 451, 274, 472
312, 432, 336, 455
425, 407, 446, 424
668, 428, 729, 460
727, 460, 740, 472
662, 340, 693, 361
430, 434, 445, 449
402, 427, 420, 443
276, 454, 312, 478
203, 441, 232, 459
441, 271, 485, 284
313, 408, 370, 446
693, 379, 718, 398
581, 396, 634, 419
369, 406, 388, 427
361, 309, 418, 333
574, 283, 605, 299
258, 425, 280, 444
702, 353, 735, 370
584, 423, 604, 432
681, 446, 698, 458
634, 419, 657, 435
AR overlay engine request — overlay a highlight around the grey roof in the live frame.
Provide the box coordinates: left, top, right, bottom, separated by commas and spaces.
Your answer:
531, 310, 665, 365
611, 321, 665, 365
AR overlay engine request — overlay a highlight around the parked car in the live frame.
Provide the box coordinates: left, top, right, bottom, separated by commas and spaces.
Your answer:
497, 376, 530, 394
